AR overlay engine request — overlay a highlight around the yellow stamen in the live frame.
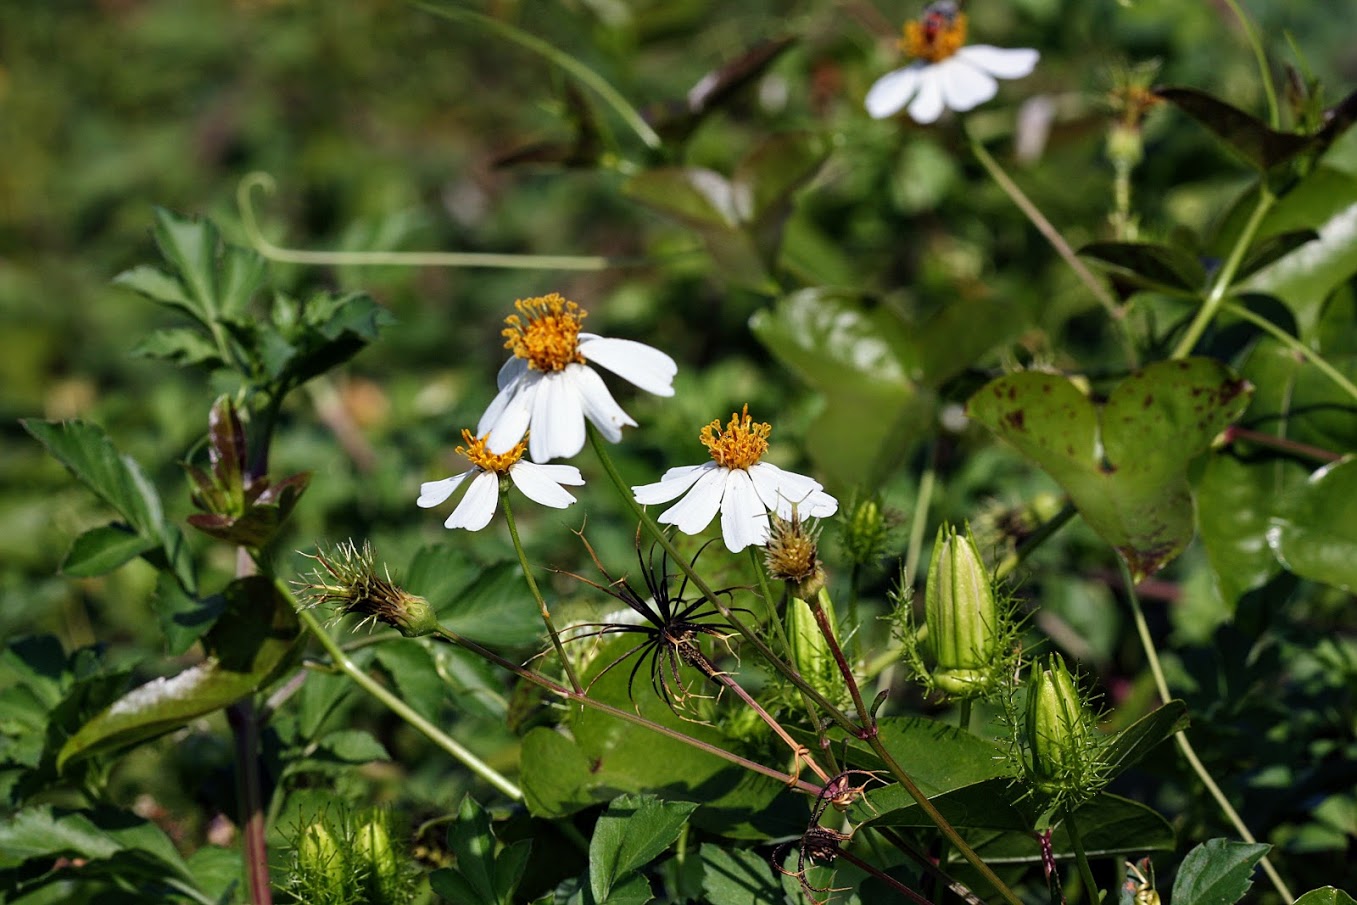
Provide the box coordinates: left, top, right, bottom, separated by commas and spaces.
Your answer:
901, 11, 968, 63
457, 429, 527, 474
700, 405, 771, 471
501, 293, 588, 372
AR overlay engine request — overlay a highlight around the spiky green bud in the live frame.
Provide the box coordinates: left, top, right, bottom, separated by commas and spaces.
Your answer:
1024, 654, 1104, 804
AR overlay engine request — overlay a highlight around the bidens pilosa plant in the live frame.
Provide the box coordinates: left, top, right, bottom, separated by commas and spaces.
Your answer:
7, 1, 1357, 904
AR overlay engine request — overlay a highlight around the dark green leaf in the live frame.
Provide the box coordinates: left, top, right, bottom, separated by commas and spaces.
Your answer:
967, 359, 1253, 580
1196, 454, 1295, 604
131, 327, 223, 367
0, 805, 194, 887
312, 729, 389, 764
152, 207, 221, 321
830, 715, 1010, 799
429, 796, 513, 905
968, 794, 1175, 863
276, 291, 394, 387
1236, 229, 1319, 281
1293, 888, 1357, 905
23, 420, 164, 538
406, 547, 546, 646
519, 727, 598, 819
1157, 87, 1313, 170
374, 642, 447, 723
61, 525, 158, 578
1268, 456, 1357, 591
653, 36, 796, 143
1170, 838, 1270, 905
1079, 241, 1206, 295
151, 574, 224, 657
734, 131, 829, 225
589, 794, 697, 904
1101, 700, 1188, 783
494, 839, 533, 903
700, 844, 781, 905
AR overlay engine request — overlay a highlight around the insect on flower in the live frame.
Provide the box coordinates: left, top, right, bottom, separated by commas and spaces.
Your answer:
559, 532, 747, 714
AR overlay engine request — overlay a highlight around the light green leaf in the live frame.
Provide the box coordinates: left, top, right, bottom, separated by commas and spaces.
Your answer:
1268, 456, 1357, 591
61, 524, 158, 578
152, 207, 221, 322
1171, 838, 1270, 905
131, 327, 223, 367
700, 844, 781, 905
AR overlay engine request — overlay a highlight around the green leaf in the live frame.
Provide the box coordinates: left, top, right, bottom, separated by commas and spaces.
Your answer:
750, 288, 931, 488
1293, 888, 1357, 905
112, 265, 198, 323
151, 574, 225, 656
831, 715, 1011, 798
276, 291, 393, 387
0, 805, 195, 890
1157, 87, 1313, 170
1101, 700, 1189, 783
405, 546, 547, 646
131, 327, 224, 367
1196, 453, 1295, 604
151, 207, 222, 322
966, 359, 1253, 580
312, 729, 389, 764
1079, 241, 1206, 295
1267, 456, 1357, 591
700, 844, 782, 905
57, 577, 298, 769
589, 794, 697, 904
429, 796, 526, 905
1235, 229, 1318, 281
24, 420, 165, 538
1170, 838, 1270, 905
966, 793, 1175, 863
373, 642, 447, 723
1240, 167, 1357, 338
61, 525, 159, 578
519, 727, 599, 819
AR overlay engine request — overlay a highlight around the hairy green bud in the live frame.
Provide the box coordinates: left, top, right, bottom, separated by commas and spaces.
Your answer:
1024, 654, 1105, 806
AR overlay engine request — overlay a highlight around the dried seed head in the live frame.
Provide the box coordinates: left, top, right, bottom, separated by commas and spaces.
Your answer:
765, 510, 825, 599
299, 540, 438, 638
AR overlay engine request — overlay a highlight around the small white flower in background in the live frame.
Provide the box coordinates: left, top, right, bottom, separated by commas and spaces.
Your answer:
418, 430, 583, 531
478, 293, 677, 463
632, 405, 838, 553
865, 1, 1039, 124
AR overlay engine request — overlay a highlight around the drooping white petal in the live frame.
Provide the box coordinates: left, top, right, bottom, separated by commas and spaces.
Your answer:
956, 45, 1039, 80
444, 471, 499, 531
481, 371, 541, 454
657, 466, 727, 535
570, 363, 637, 443
906, 69, 946, 123
937, 57, 998, 113
579, 335, 678, 397
509, 461, 581, 509
865, 64, 925, 119
527, 371, 585, 463
417, 471, 472, 508
495, 355, 530, 391
719, 468, 771, 552
748, 463, 822, 517
633, 463, 713, 506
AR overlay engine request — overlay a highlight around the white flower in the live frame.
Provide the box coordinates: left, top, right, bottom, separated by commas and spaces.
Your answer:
477, 293, 677, 463
632, 406, 838, 553
418, 429, 584, 531
865, 2, 1038, 124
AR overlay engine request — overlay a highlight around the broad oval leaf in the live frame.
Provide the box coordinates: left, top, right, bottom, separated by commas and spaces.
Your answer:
1101, 700, 1188, 783
1170, 838, 1271, 905
1293, 888, 1357, 905
967, 359, 1253, 579
1267, 456, 1357, 591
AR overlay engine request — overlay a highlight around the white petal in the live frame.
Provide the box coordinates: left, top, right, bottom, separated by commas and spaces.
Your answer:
657, 466, 727, 535
445, 471, 499, 531
579, 335, 677, 397
719, 469, 770, 552
481, 372, 541, 454
956, 45, 1039, 80
528, 371, 585, 463
569, 363, 637, 443
936, 57, 997, 113
495, 355, 530, 391
906, 70, 946, 123
865, 64, 926, 119
748, 463, 822, 517
633, 463, 713, 506
417, 471, 472, 508
509, 462, 581, 509
800, 487, 839, 518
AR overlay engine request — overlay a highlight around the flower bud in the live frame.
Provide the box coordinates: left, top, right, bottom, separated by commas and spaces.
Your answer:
1025, 654, 1098, 798
355, 812, 402, 904
838, 492, 894, 569
924, 524, 1000, 697
785, 591, 849, 710
295, 821, 347, 903
1106, 122, 1144, 170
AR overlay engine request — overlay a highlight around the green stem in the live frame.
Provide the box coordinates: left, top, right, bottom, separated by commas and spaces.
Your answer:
966, 123, 1139, 370
1116, 558, 1294, 902
288, 594, 523, 800
1170, 185, 1276, 360
237, 173, 624, 271
903, 453, 936, 588
589, 427, 1022, 905
1221, 0, 1280, 128
500, 486, 584, 694
1063, 806, 1100, 904
1221, 299, 1357, 404
413, 3, 662, 150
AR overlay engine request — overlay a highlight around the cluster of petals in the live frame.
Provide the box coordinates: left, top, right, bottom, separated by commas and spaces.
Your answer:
417, 431, 583, 531
865, 2, 1038, 124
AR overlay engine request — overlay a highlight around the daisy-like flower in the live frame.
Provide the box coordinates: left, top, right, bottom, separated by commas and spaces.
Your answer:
418, 429, 584, 531
865, 1, 1039, 124
632, 405, 838, 553
477, 293, 677, 463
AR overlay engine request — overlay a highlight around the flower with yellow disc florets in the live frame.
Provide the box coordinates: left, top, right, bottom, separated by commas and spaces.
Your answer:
866, 1, 1039, 124
632, 405, 837, 552
418, 429, 584, 530
477, 293, 677, 463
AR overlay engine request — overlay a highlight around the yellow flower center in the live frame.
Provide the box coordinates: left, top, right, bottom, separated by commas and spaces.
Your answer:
901, 9, 967, 63
457, 429, 527, 474
501, 293, 588, 372
700, 405, 771, 471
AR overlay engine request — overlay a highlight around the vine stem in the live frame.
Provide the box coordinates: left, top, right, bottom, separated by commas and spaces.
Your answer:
1220, 299, 1357, 405
1170, 184, 1276, 360
1063, 806, 1100, 904
1116, 557, 1294, 902
1220, 0, 1280, 129
965, 123, 1139, 370
228, 549, 272, 905
835, 847, 934, 905
903, 451, 937, 588
588, 427, 1024, 905
283, 585, 524, 800
236, 173, 623, 270
500, 486, 584, 694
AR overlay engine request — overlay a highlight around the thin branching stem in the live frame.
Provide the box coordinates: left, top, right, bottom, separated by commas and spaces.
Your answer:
1062, 805, 1100, 903
1220, 0, 1280, 129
